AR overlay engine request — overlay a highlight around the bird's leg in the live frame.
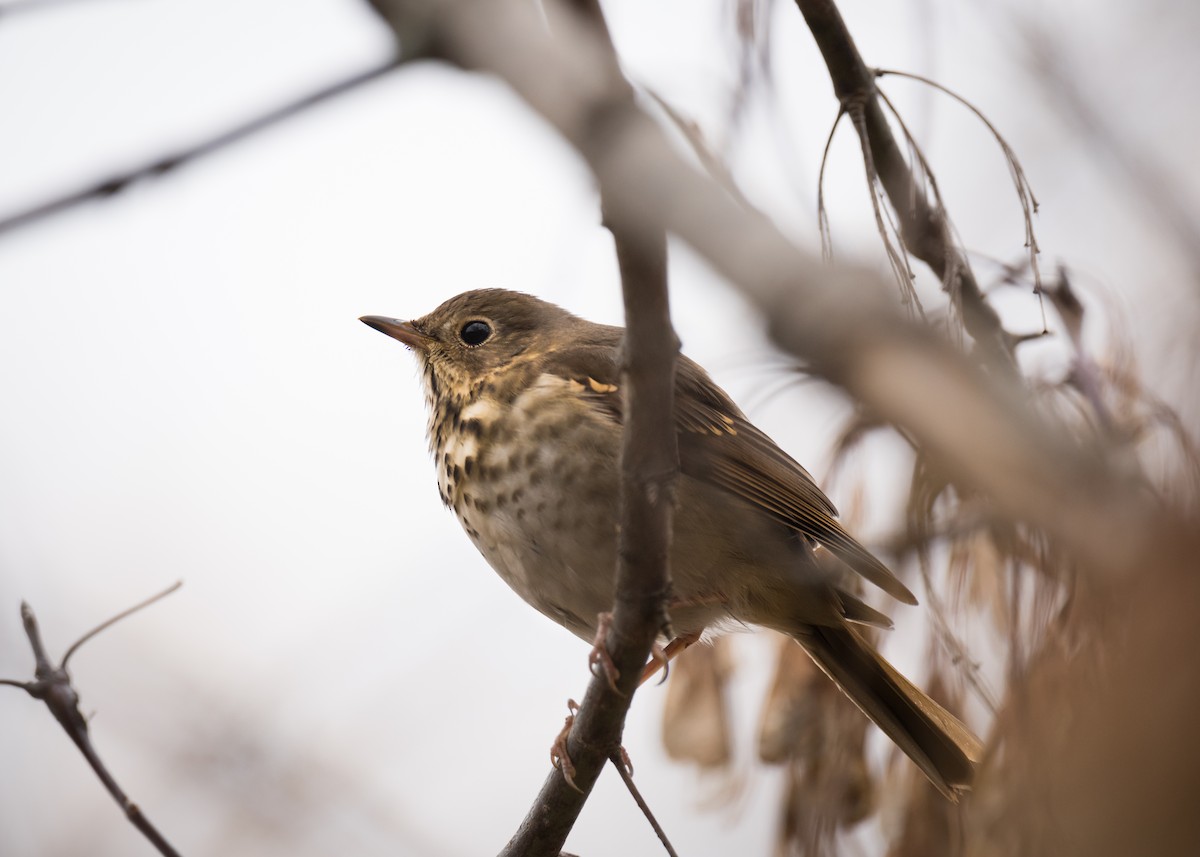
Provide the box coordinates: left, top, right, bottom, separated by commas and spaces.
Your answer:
550, 698, 583, 793
637, 591, 725, 686
588, 611, 622, 693
639, 631, 701, 686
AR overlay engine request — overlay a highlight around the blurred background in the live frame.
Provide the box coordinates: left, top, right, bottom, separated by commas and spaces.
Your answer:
1, 0, 1196, 854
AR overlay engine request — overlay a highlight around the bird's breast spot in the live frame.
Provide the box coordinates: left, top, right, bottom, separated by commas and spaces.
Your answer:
460, 398, 502, 423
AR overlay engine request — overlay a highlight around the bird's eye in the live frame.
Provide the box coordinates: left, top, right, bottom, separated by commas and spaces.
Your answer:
460, 320, 492, 346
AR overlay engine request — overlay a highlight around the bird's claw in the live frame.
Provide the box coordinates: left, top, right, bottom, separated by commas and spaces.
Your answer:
551, 698, 584, 794
588, 612, 623, 694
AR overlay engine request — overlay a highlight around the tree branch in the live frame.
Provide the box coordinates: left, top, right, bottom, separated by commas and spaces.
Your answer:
0, 58, 400, 238
793, 0, 1018, 375
493, 2, 679, 854
1, 586, 184, 857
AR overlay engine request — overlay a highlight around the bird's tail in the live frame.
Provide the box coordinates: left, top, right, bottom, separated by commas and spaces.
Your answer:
792, 624, 983, 800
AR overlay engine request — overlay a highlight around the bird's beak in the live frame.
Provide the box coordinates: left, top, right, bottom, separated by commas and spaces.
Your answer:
359, 316, 432, 352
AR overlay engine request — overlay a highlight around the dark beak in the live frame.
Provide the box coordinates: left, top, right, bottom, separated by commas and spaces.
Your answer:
359, 316, 432, 351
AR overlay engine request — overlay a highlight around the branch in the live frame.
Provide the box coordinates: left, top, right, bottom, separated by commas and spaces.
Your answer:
0, 58, 400, 238
1, 585, 184, 856
609, 750, 680, 857
793, 0, 1018, 375
495, 2, 678, 854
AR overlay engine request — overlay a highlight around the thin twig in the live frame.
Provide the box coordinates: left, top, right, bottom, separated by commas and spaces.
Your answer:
845, 100, 922, 313
816, 108, 845, 261
62, 581, 182, 667
1, 588, 185, 857
873, 86, 966, 339
876, 68, 1045, 300
0, 58, 401, 238
608, 751, 681, 857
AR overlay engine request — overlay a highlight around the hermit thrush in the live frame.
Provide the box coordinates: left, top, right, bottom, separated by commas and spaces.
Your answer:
361, 289, 981, 798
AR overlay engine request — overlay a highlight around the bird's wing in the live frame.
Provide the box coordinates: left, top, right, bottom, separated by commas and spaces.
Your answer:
540, 347, 916, 606
673, 357, 916, 605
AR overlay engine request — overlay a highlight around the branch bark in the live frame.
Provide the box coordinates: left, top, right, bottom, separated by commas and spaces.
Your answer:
493, 3, 678, 855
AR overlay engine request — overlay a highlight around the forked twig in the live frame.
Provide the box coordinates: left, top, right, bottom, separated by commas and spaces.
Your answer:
1, 583, 184, 857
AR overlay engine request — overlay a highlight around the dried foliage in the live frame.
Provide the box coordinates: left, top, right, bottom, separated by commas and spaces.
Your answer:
762, 633, 876, 856
661, 635, 735, 769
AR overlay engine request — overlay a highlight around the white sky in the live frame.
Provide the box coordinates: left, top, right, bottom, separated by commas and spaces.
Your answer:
1, 1, 1197, 855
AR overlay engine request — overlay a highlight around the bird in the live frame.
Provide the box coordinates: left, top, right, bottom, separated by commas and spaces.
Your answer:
361, 288, 982, 799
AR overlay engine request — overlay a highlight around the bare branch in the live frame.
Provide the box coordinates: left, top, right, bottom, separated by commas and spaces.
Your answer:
793, 0, 1017, 375
0, 58, 400, 238
2, 594, 184, 857
481, 1, 678, 854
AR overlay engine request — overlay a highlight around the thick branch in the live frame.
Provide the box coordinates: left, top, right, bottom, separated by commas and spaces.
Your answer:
794, 0, 1017, 374
494, 3, 677, 855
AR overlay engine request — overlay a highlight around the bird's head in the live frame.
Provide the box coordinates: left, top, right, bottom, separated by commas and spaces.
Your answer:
360, 288, 584, 399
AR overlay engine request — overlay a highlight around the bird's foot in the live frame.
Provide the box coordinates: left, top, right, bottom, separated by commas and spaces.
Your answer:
639, 631, 702, 686
550, 698, 583, 793
588, 612, 622, 694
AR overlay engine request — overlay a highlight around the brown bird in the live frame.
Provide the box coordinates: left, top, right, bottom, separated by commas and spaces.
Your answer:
361, 288, 982, 799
